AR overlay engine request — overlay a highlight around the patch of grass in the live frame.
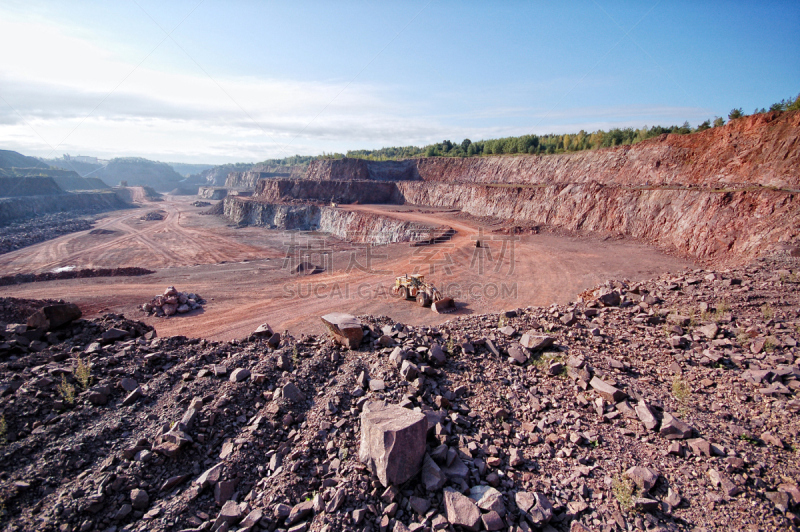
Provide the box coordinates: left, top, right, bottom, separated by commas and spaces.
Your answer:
446, 336, 456, 353
58, 376, 76, 405
739, 434, 757, 445
74, 356, 92, 390
338, 447, 349, 461
613, 474, 636, 513
761, 303, 775, 321
672, 377, 692, 404
498, 315, 508, 328
291, 344, 300, 365
0, 415, 6, 445
763, 338, 776, 353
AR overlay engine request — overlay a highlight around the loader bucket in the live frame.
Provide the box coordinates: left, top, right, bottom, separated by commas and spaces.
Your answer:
431, 297, 456, 314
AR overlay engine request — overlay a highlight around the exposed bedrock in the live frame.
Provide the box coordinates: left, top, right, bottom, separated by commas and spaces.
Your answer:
255, 179, 404, 204
395, 182, 799, 261
223, 197, 441, 244
246, 112, 800, 262
0, 191, 130, 225
303, 111, 800, 189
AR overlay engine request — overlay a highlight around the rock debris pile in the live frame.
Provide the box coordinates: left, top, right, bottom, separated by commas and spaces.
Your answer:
142, 287, 205, 318
0, 251, 799, 532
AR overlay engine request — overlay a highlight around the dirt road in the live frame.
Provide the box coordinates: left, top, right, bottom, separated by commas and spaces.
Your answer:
0, 196, 696, 340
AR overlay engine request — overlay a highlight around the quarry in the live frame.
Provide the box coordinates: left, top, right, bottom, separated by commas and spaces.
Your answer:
0, 110, 799, 532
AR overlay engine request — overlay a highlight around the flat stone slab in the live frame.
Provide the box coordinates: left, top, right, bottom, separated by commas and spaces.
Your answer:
321, 313, 363, 349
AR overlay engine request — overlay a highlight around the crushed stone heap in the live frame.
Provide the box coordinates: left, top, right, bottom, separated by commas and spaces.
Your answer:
0, 250, 799, 532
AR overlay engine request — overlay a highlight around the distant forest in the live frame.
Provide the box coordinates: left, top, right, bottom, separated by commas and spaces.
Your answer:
258, 93, 799, 165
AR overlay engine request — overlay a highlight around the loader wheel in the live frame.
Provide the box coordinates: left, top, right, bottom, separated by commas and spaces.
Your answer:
416, 293, 431, 307
399, 287, 409, 300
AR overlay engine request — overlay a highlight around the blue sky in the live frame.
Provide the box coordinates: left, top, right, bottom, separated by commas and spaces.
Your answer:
1, 0, 798, 163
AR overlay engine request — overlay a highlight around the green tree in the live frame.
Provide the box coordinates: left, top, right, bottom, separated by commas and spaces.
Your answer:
696, 120, 711, 132
713, 117, 725, 127
728, 108, 744, 120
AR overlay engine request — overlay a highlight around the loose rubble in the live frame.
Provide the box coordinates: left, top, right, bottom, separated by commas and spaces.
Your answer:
142, 286, 205, 318
1, 250, 800, 532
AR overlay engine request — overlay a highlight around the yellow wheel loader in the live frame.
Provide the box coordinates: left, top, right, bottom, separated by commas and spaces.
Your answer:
391, 274, 456, 313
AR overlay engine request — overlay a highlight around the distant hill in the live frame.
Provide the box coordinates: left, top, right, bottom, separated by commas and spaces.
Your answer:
187, 162, 256, 186
96, 157, 184, 192
0, 149, 48, 170
167, 162, 215, 177
41, 157, 104, 177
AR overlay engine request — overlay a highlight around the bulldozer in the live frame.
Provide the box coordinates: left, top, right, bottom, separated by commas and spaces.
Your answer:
391, 274, 456, 313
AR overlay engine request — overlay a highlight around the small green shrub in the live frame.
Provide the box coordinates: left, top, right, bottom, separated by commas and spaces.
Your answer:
58, 376, 76, 405
672, 377, 691, 404
761, 303, 775, 320
0, 415, 6, 445
613, 474, 635, 512
74, 356, 92, 390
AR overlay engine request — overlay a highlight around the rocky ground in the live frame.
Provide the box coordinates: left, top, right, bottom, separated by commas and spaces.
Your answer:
0, 250, 799, 532
0, 213, 99, 255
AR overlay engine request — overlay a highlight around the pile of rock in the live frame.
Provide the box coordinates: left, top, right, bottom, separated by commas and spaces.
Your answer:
142, 286, 204, 317
140, 210, 165, 221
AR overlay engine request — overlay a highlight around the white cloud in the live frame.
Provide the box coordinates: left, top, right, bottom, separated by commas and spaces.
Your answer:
0, 11, 715, 163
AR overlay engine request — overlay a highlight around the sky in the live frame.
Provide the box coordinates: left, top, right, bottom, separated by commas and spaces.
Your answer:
0, 0, 798, 164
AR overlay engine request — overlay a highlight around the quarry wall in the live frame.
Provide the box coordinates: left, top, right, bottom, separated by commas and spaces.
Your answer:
0, 191, 129, 224
229, 111, 800, 262
223, 197, 439, 244
255, 179, 404, 204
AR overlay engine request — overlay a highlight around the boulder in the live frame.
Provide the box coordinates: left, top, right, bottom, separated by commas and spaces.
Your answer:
26, 303, 82, 330
519, 332, 554, 350
660, 412, 693, 439
253, 323, 273, 337
359, 402, 427, 487
321, 313, 363, 349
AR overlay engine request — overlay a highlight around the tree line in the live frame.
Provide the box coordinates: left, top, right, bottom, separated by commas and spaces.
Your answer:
268, 92, 800, 164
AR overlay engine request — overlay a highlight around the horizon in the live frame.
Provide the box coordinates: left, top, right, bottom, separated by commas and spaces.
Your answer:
1, 1, 798, 165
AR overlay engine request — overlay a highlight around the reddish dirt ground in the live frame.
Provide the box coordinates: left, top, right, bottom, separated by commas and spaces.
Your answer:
0, 196, 696, 340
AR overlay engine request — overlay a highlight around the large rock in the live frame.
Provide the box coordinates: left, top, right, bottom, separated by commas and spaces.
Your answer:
444, 488, 481, 532
26, 303, 82, 330
589, 377, 626, 402
359, 402, 427, 487
321, 313, 363, 349
660, 412, 693, 439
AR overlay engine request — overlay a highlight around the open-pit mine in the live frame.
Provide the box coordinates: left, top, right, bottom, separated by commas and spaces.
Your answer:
1, 110, 800, 532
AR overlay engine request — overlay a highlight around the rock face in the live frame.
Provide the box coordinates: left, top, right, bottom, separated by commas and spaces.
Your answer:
359, 402, 427, 486
321, 313, 364, 349
26, 303, 82, 330
224, 112, 800, 262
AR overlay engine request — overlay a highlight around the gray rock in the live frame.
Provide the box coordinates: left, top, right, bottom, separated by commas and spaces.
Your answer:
195, 462, 224, 487
625, 466, 658, 492
635, 400, 658, 430
444, 488, 481, 532
507, 343, 528, 364
660, 412, 693, 439
130, 489, 149, 509
359, 402, 427, 487
589, 377, 626, 402
229, 368, 250, 382
282, 382, 305, 402
519, 332, 554, 350
321, 313, 363, 349
286, 499, 314, 526
26, 303, 82, 330
421, 454, 446, 491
